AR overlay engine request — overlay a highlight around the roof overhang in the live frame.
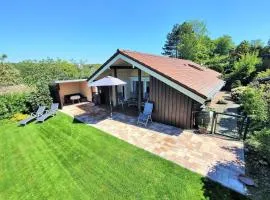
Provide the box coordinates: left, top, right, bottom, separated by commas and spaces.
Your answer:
206, 80, 226, 100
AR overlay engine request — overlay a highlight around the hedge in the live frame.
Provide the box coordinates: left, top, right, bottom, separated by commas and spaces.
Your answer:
0, 83, 53, 120
0, 92, 29, 119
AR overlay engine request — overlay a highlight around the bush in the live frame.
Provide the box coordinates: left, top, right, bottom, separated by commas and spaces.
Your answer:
231, 80, 242, 89
247, 128, 270, 163
256, 69, 270, 79
0, 82, 53, 119
216, 99, 227, 104
0, 84, 33, 95
26, 82, 53, 112
0, 93, 29, 119
241, 87, 268, 121
231, 86, 247, 102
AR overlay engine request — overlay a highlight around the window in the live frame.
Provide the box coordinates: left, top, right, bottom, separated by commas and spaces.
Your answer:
130, 77, 150, 99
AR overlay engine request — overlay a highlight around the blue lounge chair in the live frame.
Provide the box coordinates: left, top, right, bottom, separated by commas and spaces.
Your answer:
137, 102, 153, 127
36, 103, 59, 123
19, 106, 46, 126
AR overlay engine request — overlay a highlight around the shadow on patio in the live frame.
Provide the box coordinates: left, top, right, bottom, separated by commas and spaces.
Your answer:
72, 103, 183, 136
202, 145, 246, 195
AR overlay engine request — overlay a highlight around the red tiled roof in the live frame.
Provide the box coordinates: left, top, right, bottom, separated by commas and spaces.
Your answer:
118, 49, 224, 99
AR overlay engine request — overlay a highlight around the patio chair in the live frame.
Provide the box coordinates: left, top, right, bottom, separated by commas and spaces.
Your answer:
137, 102, 153, 127
19, 106, 46, 126
127, 98, 138, 107
36, 103, 59, 123
118, 95, 126, 110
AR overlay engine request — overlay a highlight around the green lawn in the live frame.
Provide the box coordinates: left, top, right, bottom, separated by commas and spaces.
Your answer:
0, 112, 247, 200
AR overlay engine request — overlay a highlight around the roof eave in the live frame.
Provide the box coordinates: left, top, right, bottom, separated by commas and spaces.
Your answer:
87, 50, 120, 82
205, 80, 226, 101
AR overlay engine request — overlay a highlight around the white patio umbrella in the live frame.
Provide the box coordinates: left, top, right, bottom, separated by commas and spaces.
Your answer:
89, 76, 126, 118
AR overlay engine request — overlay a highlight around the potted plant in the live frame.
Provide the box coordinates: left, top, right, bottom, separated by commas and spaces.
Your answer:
198, 118, 208, 134
195, 106, 214, 133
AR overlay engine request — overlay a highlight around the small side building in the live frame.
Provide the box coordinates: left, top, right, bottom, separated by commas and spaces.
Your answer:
54, 79, 93, 108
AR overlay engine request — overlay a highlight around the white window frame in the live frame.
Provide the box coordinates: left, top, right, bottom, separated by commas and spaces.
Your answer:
130, 77, 150, 94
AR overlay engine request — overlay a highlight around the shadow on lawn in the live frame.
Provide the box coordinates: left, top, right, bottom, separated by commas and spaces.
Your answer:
72, 117, 84, 124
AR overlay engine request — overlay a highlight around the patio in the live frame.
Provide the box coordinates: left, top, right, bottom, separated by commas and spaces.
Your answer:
61, 102, 246, 194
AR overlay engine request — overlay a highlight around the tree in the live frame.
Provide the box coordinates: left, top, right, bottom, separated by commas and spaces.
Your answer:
79, 64, 101, 78
232, 40, 251, 60
0, 54, 7, 63
177, 21, 211, 62
162, 20, 213, 63
15, 58, 80, 86
228, 52, 262, 85
0, 63, 21, 86
162, 24, 181, 58
250, 39, 264, 50
214, 35, 234, 55
204, 55, 230, 73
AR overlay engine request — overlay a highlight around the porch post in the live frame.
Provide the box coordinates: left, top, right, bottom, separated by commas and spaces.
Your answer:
138, 68, 142, 113
113, 67, 118, 106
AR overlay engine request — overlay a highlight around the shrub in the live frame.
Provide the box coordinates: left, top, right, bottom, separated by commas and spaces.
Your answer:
26, 82, 53, 112
0, 82, 53, 119
216, 99, 227, 104
231, 80, 242, 89
0, 84, 34, 95
0, 93, 29, 119
256, 69, 270, 79
241, 87, 267, 121
246, 128, 270, 163
10, 113, 29, 122
231, 86, 247, 102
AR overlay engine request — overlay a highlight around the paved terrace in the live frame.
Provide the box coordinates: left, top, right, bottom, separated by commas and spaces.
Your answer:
61, 102, 246, 194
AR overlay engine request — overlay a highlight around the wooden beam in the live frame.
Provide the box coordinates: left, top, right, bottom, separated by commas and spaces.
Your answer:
114, 67, 118, 106
138, 68, 142, 113
110, 66, 133, 69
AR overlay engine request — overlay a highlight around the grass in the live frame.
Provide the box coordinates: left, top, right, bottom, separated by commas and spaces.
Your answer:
0, 112, 247, 200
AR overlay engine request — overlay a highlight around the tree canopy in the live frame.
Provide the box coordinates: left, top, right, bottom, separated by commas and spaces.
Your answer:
162, 20, 213, 63
14, 59, 101, 86
0, 63, 21, 86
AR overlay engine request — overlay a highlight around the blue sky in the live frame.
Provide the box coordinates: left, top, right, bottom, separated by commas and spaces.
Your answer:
1, 0, 270, 63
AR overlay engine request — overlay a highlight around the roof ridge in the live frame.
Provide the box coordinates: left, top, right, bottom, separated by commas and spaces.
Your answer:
118, 48, 187, 61
118, 49, 207, 71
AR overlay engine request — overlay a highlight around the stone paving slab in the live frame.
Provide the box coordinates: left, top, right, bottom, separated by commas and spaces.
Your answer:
61, 103, 246, 194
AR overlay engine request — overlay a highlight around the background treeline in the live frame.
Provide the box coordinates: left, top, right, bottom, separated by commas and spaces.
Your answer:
0, 55, 100, 119
0, 56, 100, 87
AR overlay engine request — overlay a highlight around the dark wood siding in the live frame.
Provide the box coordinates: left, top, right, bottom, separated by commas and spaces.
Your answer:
149, 76, 199, 128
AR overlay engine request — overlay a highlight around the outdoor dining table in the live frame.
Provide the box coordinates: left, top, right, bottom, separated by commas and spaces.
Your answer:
70, 95, 81, 104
